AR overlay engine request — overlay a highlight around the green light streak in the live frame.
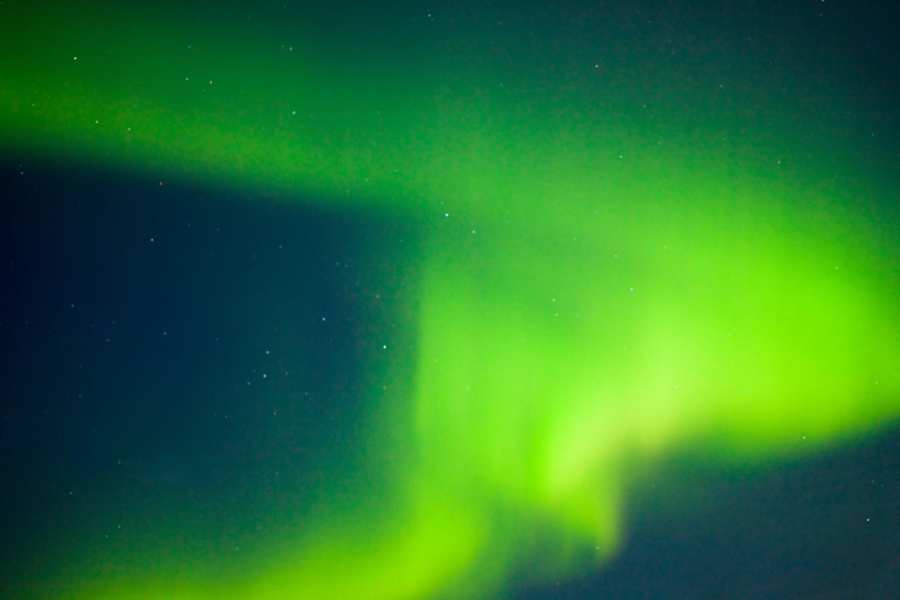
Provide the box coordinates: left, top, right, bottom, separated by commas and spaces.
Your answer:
3, 3, 899, 598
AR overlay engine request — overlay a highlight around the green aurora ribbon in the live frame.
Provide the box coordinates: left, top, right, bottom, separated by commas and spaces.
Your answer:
3, 2, 899, 598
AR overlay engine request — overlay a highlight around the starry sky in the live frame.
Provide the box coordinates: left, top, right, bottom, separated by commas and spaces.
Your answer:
2, 1, 900, 598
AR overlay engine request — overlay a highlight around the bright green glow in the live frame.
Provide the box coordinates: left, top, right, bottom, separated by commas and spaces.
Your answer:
3, 3, 899, 598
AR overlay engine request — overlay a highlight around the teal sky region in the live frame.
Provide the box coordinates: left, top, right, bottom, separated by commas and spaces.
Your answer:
2, 1, 899, 598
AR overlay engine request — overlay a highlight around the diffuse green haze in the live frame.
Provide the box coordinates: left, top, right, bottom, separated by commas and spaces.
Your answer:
2, 2, 899, 598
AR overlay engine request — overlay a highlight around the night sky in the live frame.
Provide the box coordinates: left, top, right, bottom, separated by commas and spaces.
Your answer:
2, 2, 900, 598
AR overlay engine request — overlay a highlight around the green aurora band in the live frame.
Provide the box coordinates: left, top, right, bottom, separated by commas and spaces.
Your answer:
3, 2, 900, 598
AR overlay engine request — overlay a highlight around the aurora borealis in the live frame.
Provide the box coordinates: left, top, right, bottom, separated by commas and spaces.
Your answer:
2, 1, 900, 598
